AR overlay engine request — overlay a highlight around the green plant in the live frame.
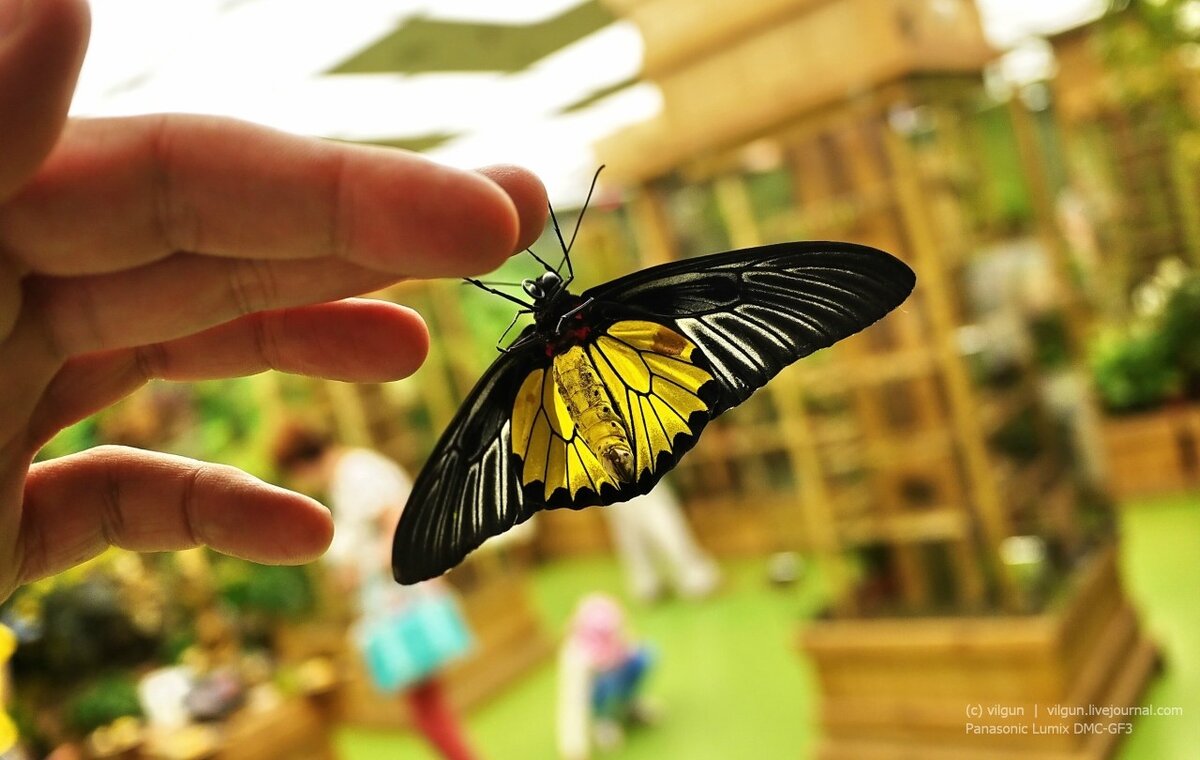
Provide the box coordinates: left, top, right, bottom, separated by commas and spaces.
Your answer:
213, 559, 314, 622
1091, 327, 1180, 412
66, 674, 143, 736
12, 575, 159, 683
990, 409, 1043, 462
1157, 273, 1200, 392
1091, 263, 1200, 411
1029, 312, 1071, 370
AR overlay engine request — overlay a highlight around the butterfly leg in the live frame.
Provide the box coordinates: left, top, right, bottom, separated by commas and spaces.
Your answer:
554, 297, 595, 334
496, 309, 535, 353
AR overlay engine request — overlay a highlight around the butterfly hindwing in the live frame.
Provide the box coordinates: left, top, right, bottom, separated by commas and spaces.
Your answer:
512, 320, 721, 511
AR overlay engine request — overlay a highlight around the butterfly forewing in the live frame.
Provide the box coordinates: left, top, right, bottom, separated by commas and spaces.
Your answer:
584, 241, 916, 413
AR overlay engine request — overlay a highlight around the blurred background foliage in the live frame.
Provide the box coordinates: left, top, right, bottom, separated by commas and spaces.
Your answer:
1092, 261, 1200, 412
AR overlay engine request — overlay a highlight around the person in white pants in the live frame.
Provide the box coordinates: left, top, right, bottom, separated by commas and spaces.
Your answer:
603, 484, 720, 603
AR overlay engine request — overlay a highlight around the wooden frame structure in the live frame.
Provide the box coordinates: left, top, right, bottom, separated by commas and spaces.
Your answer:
593, 0, 1081, 612
1049, 10, 1200, 314
588, 0, 1155, 756
597, 77, 1084, 613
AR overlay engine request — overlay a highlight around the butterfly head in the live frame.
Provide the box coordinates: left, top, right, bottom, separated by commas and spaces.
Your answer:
522, 270, 565, 305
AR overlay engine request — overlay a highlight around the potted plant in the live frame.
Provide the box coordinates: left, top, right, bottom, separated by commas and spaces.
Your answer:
1094, 261, 1200, 498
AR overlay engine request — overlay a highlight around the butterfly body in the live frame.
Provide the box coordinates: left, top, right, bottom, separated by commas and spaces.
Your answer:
552, 345, 636, 484
392, 241, 916, 584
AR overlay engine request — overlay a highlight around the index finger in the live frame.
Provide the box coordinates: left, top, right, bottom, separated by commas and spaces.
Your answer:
0, 115, 548, 277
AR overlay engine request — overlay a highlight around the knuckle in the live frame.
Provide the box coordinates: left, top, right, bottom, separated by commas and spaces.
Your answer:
251, 312, 283, 371
149, 114, 201, 253
227, 259, 278, 317
327, 150, 352, 261
133, 342, 168, 380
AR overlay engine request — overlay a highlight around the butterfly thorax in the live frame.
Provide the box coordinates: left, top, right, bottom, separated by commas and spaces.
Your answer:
525, 283, 592, 355
543, 308, 593, 356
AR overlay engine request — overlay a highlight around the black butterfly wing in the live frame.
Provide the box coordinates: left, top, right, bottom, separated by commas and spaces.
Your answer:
394, 241, 914, 584
583, 241, 915, 415
391, 337, 547, 584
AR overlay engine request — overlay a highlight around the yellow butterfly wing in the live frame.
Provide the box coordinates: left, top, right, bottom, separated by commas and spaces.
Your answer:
512, 366, 617, 502
511, 320, 718, 508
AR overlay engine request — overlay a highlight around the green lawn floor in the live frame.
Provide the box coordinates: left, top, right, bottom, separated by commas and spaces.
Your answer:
337, 496, 1200, 759
1112, 495, 1200, 759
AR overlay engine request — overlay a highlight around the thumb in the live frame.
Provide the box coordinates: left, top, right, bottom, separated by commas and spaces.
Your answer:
0, 0, 90, 201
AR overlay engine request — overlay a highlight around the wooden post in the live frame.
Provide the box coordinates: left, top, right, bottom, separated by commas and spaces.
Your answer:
323, 380, 372, 447
776, 370, 859, 615
837, 120, 932, 609
1169, 130, 1200, 269
629, 183, 679, 266
1007, 97, 1091, 355
426, 280, 485, 401
712, 172, 763, 249
883, 124, 1019, 610
711, 168, 855, 608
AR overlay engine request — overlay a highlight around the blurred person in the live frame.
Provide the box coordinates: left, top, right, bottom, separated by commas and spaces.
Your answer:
0, 0, 548, 605
604, 485, 720, 602
272, 426, 479, 760
557, 593, 655, 760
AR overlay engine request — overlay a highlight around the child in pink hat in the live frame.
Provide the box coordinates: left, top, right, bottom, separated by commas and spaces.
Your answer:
557, 594, 655, 759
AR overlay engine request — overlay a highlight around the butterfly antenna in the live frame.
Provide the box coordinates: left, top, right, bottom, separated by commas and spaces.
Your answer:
548, 202, 569, 266
525, 248, 558, 274
552, 165, 604, 283
566, 165, 604, 255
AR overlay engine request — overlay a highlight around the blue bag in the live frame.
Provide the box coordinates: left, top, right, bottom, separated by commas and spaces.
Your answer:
356, 588, 473, 693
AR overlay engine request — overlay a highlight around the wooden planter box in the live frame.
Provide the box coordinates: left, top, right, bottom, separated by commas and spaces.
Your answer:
801, 546, 1157, 760
215, 697, 336, 760
1100, 404, 1200, 500
125, 696, 337, 760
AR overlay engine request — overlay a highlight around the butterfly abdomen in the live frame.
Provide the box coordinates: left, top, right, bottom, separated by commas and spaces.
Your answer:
552, 347, 635, 483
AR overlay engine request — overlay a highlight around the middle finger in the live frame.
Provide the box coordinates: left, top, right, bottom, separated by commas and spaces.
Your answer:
30, 251, 400, 356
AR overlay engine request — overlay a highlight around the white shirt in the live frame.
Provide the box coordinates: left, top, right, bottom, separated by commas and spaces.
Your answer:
325, 448, 412, 576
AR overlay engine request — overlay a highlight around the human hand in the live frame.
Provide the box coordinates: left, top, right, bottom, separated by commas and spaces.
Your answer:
0, 0, 549, 602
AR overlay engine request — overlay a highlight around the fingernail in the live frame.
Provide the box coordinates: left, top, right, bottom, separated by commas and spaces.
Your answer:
0, 0, 27, 37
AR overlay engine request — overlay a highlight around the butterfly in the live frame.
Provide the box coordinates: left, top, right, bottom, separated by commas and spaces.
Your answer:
391, 182, 915, 585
